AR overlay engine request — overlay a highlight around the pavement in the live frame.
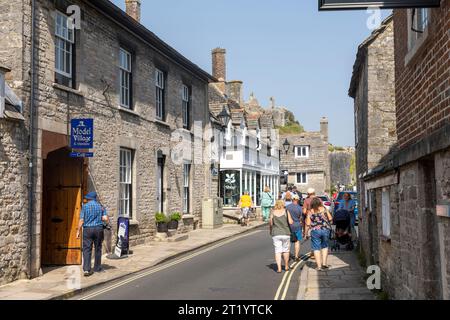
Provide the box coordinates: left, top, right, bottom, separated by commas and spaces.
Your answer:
0, 222, 266, 300
297, 250, 377, 300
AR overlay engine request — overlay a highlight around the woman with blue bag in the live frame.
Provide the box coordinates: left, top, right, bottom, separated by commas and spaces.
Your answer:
261, 186, 274, 222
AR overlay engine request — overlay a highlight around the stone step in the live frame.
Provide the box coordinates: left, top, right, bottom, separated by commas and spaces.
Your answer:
167, 234, 189, 242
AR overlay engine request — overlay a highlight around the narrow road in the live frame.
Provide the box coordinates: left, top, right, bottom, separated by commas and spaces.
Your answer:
74, 226, 310, 300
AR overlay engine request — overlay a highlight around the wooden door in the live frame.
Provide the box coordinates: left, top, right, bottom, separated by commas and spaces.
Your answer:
42, 148, 84, 265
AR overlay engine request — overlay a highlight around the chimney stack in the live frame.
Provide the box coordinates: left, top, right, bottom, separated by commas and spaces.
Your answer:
227, 81, 243, 104
320, 117, 329, 143
125, 0, 141, 22
212, 48, 226, 81
0, 66, 10, 118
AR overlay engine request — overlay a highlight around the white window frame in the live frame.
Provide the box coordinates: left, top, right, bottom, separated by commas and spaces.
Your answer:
119, 148, 133, 218
119, 48, 132, 109
381, 189, 391, 238
183, 163, 191, 214
296, 172, 308, 185
55, 11, 74, 79
295, 145, 310, 158
156, 69, 165, 120
182, 85, 190, 128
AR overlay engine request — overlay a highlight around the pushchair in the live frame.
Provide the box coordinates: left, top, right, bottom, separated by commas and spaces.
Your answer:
330, 209, 354, 251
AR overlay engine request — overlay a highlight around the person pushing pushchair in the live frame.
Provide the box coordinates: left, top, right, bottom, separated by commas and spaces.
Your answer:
331, 208, 354, 251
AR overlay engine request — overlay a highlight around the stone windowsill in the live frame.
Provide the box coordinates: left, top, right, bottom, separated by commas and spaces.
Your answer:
129, 219, 139, 226
118, 106, 140, 117
153, 118, 173, 129
53, 83, 84, 97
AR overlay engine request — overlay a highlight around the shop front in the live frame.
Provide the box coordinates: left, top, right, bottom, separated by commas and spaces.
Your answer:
220, 169, 279, 209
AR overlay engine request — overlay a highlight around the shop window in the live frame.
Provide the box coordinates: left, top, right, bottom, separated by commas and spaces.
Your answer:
221, 170, 240, 207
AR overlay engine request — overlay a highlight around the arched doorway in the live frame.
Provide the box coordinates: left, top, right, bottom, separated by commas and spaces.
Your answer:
41, 147, 85, 265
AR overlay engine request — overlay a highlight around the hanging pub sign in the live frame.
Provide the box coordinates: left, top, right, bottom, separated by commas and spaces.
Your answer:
319, 0, 441, 10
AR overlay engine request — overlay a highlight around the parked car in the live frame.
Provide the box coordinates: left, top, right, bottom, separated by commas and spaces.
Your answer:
334, 191, 359, 224
318, 195, 334, 213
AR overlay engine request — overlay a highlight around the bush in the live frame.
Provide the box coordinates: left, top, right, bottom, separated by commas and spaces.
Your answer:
170, 212, 182, 222
155, 212, 168, 223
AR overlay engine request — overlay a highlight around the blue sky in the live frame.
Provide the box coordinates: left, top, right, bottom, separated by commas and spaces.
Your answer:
112, 0, 390, 147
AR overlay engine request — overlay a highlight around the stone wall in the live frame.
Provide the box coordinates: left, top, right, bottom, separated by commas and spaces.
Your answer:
350, 17, 397, 269
287, 171, 327, 195
280, 129, 330, 194
0, 0, 32, 286
0, 120, 29, 285
329, 150, 354, 187
0, 0, 212, 284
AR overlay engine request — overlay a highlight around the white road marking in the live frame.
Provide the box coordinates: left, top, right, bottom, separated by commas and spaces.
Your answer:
78, 230, 263, 300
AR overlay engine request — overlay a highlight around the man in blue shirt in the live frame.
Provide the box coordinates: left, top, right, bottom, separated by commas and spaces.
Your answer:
76, 192, 109, 276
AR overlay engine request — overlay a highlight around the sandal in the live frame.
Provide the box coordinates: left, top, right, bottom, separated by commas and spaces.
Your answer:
323, 265, 331, 269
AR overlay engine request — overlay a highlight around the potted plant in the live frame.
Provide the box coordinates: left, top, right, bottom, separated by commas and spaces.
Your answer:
168, 212, 182, 230
155, 212, 169, 233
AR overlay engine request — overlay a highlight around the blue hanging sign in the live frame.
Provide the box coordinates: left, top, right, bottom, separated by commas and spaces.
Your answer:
71, 119, 94, 149
70, 152, 94, 158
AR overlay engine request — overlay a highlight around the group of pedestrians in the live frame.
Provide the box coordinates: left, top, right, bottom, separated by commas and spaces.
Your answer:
266, 187, 336, 273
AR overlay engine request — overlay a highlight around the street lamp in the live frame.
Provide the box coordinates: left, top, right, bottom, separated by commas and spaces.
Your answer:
282, 138, 291, 154
217, 106, 230, 128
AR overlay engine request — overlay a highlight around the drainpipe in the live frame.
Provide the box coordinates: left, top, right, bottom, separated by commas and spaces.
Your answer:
28, 0, 36, 279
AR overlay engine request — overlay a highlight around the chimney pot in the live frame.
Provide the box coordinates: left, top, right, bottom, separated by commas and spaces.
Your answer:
212, 48, 226, 81
125, 0, 141, 22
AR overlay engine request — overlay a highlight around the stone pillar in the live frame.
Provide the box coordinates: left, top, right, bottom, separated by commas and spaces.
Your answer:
212, 48, 226, 81
125, 0, 141, 22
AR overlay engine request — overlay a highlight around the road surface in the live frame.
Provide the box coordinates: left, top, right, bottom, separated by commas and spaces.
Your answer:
74, 226, 310, 300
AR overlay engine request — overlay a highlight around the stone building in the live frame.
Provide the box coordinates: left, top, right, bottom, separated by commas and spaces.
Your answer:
329, 147, 356, 188
209, 48, 280, 212
350, 3, 450, 299
0, 0, 215, 285
280, 117, 330, 195
348, 15, 397, 275
0, 66, 28, 284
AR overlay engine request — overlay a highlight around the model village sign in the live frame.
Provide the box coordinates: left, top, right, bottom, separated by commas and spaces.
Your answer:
319, 0, 441, 10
